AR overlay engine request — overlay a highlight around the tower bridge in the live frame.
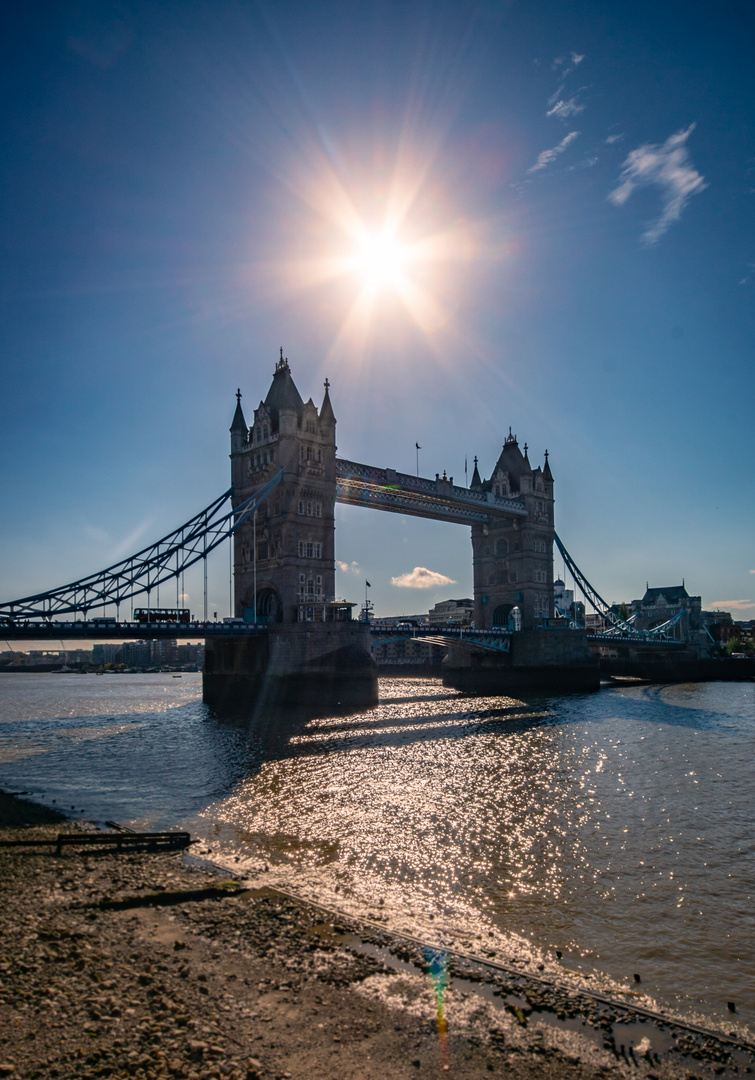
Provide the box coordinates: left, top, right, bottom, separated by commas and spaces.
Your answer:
2, 353, 730, 705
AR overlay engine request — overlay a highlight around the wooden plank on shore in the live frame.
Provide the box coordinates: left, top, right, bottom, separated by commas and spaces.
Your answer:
0, 831, 191, 852
55, 831, 191, 854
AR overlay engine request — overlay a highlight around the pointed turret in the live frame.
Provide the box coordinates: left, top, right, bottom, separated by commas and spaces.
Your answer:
320, 377, 335, 424
470, 455, 482, 489
493, 428, 528, 494
543, 449, 553, 481
230, 388, 247, 433
230, 388, 248, 454
265, 349, 303, 429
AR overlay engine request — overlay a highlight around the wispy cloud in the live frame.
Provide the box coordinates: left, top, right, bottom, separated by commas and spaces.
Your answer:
336, 560, 360, 574
554, 52, 585, 76
568, 155, 599, 172
547, 95, 585, 120
608, 123, 707, 244
528, 131, 580, 173
711, 599, 754, 611
605, 133, 624, 145
391, 567, 456, 589
749, 569, 755, 574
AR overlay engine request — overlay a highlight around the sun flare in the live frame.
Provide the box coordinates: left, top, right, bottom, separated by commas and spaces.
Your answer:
271, 142, 502, 358
352, 231, 409, 289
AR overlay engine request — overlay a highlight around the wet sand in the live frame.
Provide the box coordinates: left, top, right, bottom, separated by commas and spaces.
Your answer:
0, 791, 749, 1080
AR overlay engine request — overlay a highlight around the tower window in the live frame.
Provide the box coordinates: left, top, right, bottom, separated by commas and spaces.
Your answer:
298, 540, 323, 559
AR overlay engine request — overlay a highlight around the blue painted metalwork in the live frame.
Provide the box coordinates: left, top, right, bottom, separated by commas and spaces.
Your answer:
555, 532, 686, 642
370, 627, 511, 654
0, 471, 282, 622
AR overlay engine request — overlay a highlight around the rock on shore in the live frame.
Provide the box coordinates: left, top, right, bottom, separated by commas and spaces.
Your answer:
0, 792, 745, 1079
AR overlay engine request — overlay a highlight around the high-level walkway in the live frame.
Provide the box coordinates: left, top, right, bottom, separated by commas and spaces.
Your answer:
335, 459, 526, 525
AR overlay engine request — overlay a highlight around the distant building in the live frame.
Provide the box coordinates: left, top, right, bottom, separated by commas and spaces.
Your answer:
150, 638, 178, 666
428, 598, 473, 627
176, 642, 204, 667
702, 610, 735, 644
629, 583, 704, 643
93, 643, 122, 665
120, 640, 151, 667
553, 577, 573, 615
553, 578, 585, 625
371, 614, 427, 629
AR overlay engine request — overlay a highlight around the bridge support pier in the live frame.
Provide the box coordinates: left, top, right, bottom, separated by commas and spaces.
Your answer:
202, 622, 377, 714
442, 628, 600, 696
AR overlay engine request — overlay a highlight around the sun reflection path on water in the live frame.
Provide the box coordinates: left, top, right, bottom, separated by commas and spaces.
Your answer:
198, 677, 755, 1035
203, 679, 571, 954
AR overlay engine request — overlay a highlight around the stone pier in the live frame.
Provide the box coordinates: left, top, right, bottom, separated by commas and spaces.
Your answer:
442, 627, 600, 695
203, 622, 377, 713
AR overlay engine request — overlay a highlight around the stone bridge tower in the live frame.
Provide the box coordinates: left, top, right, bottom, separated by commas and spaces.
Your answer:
470, 432, 555, 630
229, 352, 336, 623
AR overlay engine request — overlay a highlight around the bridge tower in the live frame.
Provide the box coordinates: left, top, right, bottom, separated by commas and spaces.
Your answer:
470, 432, 555, 631
230, 352, 336, 623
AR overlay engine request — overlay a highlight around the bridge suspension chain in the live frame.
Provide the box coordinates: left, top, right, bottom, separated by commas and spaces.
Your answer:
0, 471, 283, 621
553, 532, 635, 634
554, 533, 686, 641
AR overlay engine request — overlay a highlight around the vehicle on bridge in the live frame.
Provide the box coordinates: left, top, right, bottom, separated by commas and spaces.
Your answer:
134, 608, 191, 624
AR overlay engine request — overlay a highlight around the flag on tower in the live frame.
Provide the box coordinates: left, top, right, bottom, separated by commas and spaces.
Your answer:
366, 581, 371, 588
415, 442, 421, 450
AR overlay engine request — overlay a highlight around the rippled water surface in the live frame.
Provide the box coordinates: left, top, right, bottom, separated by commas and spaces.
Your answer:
1, 671, 753, 1035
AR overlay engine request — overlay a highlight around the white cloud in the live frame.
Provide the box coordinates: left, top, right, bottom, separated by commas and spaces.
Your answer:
336, 560, 360, 574
528, 131, 580, 173
605, 133, 624, 144
391, 567, 456, 589
608, 123, 707, 244
553, 52, 585, 76
749, 569, 755, 574
547, 95, 585, 120
710, 599, 754, 611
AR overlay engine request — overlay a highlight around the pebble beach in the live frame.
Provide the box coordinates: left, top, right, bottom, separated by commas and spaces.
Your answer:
1, 791, 752, 1080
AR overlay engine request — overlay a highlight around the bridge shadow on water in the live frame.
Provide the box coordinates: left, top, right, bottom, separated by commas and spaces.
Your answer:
204, 679, 752, 773
203, 689, 561, 767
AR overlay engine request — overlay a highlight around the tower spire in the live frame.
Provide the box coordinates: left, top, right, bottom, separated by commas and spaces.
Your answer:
320, 376, 335, 424
230, 388, 248, 448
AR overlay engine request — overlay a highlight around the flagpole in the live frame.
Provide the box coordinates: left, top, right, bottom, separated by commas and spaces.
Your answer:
415, 442, 421, 477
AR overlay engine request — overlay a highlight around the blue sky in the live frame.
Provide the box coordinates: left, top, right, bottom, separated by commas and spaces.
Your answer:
1, 0, 753, 625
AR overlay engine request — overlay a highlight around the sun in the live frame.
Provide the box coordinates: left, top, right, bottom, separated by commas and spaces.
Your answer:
352, 231, 409, 290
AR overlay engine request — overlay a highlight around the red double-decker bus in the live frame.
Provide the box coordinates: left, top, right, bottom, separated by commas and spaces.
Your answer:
134, 608, 191, 624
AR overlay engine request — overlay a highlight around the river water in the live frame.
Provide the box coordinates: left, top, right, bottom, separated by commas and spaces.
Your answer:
0, 671, 752, 1037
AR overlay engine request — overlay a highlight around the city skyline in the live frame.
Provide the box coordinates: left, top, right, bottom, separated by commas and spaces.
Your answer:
1, 0, 753, 623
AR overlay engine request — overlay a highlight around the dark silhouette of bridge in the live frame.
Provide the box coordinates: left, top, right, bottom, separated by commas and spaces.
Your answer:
2, 356, 730, 698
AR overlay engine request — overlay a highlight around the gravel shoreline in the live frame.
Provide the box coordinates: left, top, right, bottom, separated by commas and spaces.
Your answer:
1, 792, 751, 1080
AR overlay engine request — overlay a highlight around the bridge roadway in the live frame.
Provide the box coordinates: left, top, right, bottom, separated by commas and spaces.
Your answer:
1, 620, 685, 657
0, 620, 265, 641
0, 620, 514, 651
